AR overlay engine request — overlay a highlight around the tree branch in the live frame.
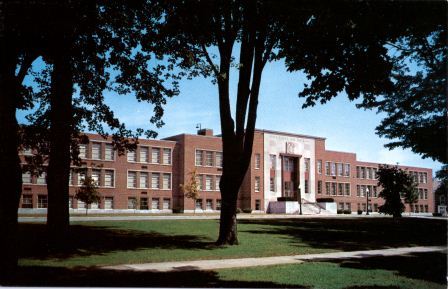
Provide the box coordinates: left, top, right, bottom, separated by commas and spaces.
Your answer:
200, 42, 219, 77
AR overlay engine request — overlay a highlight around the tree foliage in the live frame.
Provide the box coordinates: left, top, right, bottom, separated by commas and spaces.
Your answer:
435, 165, 448, 202
180, 169, 201, 213
75, 176, 101, 215
377, 165, 416, 218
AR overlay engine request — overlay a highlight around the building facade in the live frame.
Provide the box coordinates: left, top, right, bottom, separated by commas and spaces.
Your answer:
19, 128, 434, 214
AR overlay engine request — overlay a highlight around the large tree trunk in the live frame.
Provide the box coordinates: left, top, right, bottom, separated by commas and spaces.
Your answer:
46, 52, 73, 243
0, 48, 22, 279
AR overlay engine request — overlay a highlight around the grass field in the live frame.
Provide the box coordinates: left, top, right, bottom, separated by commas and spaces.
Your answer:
11, 217, 447, 288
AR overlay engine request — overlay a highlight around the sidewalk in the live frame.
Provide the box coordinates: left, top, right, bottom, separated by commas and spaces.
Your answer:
101, 246, 447, 272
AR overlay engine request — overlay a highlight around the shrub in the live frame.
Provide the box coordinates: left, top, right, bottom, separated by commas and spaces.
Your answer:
343, 209, 352, 214
277, 197, 295, 202
337, 209, 343, 214
236, 208, 242, 214
172, 208, 183, 214
316, 198, 335, 203
357, 209, 363, 215
433, 212, 442, 217
242, 208, 252, 213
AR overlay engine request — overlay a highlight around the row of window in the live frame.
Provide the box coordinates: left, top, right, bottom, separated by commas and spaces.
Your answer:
196, 174, 221, 191
127, 171, 171, 189
356, 185, 379, 197
318, 181, 351, 196
71, 169, 115, 187
194, 199, 221, 210
195, 150, 223, 167
22, 171, 47, 185
127, 197, 171, 210
418, 188, 429, 200
127, 147, 172, 164
319, 161, 350, 177
409, 171, 428, 184
410, 204, 429, 213
356, 166, 378, 179
79, 143, 116, 161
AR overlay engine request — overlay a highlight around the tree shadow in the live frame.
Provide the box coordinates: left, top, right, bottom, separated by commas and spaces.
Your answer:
309, 251, 447, 286
3, 266, 311, 288
18, 223, 217, 260
238, 217, 447, 251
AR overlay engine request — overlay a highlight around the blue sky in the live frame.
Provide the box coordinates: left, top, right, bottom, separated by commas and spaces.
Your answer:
18, 56, 442, 176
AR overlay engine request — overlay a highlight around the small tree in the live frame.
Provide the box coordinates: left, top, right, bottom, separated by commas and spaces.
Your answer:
377, 165, 415, 218
180, 169, 200, 214
75, 176, 101, 216
404, 183, 419, 215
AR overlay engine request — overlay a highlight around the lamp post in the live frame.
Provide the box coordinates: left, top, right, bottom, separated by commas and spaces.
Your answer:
297, 184, 302, 215
366, 187, 370, 215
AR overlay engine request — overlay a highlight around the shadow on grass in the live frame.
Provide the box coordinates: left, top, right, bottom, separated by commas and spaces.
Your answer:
238, 217, 447, 251
19, 223, 217, 260
313, 251, 447, 286
3, 266, 310, 288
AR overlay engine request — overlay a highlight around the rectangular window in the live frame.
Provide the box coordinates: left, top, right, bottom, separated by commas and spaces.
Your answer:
127, 150, 136, 162
255, 200, 261, 211
338, 183, 343, 196
79, 144, 87, 159
105, 144, 114, 160
216, 152, 223, 168
325, 182, 331, 195
361, 167, 365, 179
91, 169, 101, 186
345, 183, 350, 196
424, 205, 428, 213
317, 160, 322, 174
23, 148, 33, 155
420, 204, 424, 212
325, 162, 330, 176
366, 167, 371, 179
163, 148, 171, 164
424, 189, 428, 200
22, 195, 33, 208
69, 196, 74, 209
255, 177, 260, 192
22, 171, 32, 184
151, 147, 160, 163
344, 164, 350, 177
195, 199, 203, 209
69, 170, 75, 186
206, 199, 213, 210
419, 172, 424, 183
331, 182, 336, 196
317, 180, 322, 194
140, 147, 149, 163
92, 143, 101, 160
140, 197, 148, 210
205, 175, 213, 191
356, 166, 360, 178
90, 201, 99, 209
215, 175, 221, 191
104, 170, 114, 187
360, 185, 366, 197
357, 185, 360, 197
255, 154, 261, 169
152, 198, 159, 209
373, 186, 378, 197
423, 172, 428, 184
373, 168, 378, 179
196, 150, 203, 166
337, 163, 343, 176
305, 180, 309, 194
196, 175, 203, 190
216, 199, 221, 210
270, 177, 275, 191
37, 195, 48, 208
346, 203, 351, 211
362, 203, 366, 212
305, 158, 310, 172
284, 158, 294, 171
330, 162, 336, 176
127, 171, 137, 188
270, 155, 276, 170
140, 172, 148, 188
419, 188, 423, 199
104, 197, 113, 209
163, 173, 171, 189
77, 200, 86, 209
77, 171, 86, 186
151, 173, 160, 189
338, 202, 344, 210
163, 198, 171, 209
206, 151, 214, 166
37, 171, 46, 185
127, 197, 137, 209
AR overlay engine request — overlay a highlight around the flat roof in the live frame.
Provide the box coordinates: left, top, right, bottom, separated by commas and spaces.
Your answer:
256, 129, 326, 140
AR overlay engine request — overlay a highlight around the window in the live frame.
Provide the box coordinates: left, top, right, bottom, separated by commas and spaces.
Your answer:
196, 150, 203, 166
362, 203, 366, 211
419, 172, 424, 183
270, 154, 276, 170
69, 170, 74, 186
92, 143, 101, 160
77, 171, 86, 186
128, 197, 137, 209
270, 177, 275, 191
317, 160, 322, 174
423, 172, 428, 184
356, 166, 360, 178
330, 162, 336, 176
216, 152, 223, 167
216, 199, 221, 211
140, 172, 148, 188
338, 202, 344, 210
22, 195, 33, 208
346, 203, 351, 211
127, 171, 137, 188
205, 175, 213, 191
304, 180, 309, 194
140, 146, 149, 163
331, 182, 336, 196
152, 198, 159, 209
206, 199, 213, 210
140, 197, 148, 210
151, 147, 160, 163
77, 200, 86, 209
424, 205, 428, 213
37, 172, 46, 185
373, 168, 378, 179
360, 185, 366, 197
317, 180, 322, 194
325, 162, 330, 176
22, 171, 32, 184
127, 150, 136, 162
424, 189, 428, 200
104, 197, 113, 209
357, 185, 360, 197
105, 144, 114, 160
420, 204, 424, 212
37, 195, 47, 208
152, 173, 160, 189
325, 182, 330, 195
338, 183, 343, 196
104, 170, 114, 187
163, 198, 171, 209
79, 144, 87, 158
366, 167, 371, 179
196, 175, 203, 190
163, 173, 171, 189
91, 202, 99, 209
255, 200, 261, 210
69, 196, 74, 209
215, 175, 221, 191
195, 199, 203, 209
337, 163, 343, 176
373, 186, 378, 197
305, 158, 310, 172
163, 148, 171, 164
284, 157, 294, 171
360, 167, 365, 179
255, 177, 260, 192
255, 154, 261, 169
23, 148, 33, 155
344, 164, 350, 177
205, 151, 214, 166
91, 169, 101, 186
419, 188, 423, 199
345, 183, 350, 196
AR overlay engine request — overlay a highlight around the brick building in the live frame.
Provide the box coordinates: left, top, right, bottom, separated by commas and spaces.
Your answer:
19, 128, 434, 214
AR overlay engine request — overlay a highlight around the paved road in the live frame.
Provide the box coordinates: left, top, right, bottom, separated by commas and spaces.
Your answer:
101, 246, 447, 272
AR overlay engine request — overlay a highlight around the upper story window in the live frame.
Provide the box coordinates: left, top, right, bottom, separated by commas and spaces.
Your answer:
205, 175, 213, 190
215, 175, 221, 190
79, 144, 87, 159
337, 163, 343, 176
330, 162, 336, 176
91, 143, 101, 160
91, 169, 101, 186
270, 154, 276, 170
127, 150, 136, 162
325, 162, 330, 176
77, 171, 86, 186
205, 151, 214, 166
255, 154, 261, 169
195, 150, 203, 166
163, 148, 171, 165
104, 170, 114, 187
140, 147, 149, 163
22, 171, 32, 184
36, 171, 46, 185
344, 164, 350, 177
140, 172, 148, 188
304, 158, 310, 172
284, 157, 294, 171
317, 160, 322, 174
151, 172, 160, 189
216, 152, 223, 168
163, 173, 171, 189
105, 144, 114, 161
151, 147, 160, 164
127, 171, 137, 188
255, 176, 260, 192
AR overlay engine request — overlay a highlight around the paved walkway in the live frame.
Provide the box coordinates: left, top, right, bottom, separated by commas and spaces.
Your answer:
101, 246, 446, 272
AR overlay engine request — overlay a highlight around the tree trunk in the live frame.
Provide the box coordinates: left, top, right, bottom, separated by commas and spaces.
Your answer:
0, 48, 22, 280
216, 185, 239, 245
46, 52, 73, 243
